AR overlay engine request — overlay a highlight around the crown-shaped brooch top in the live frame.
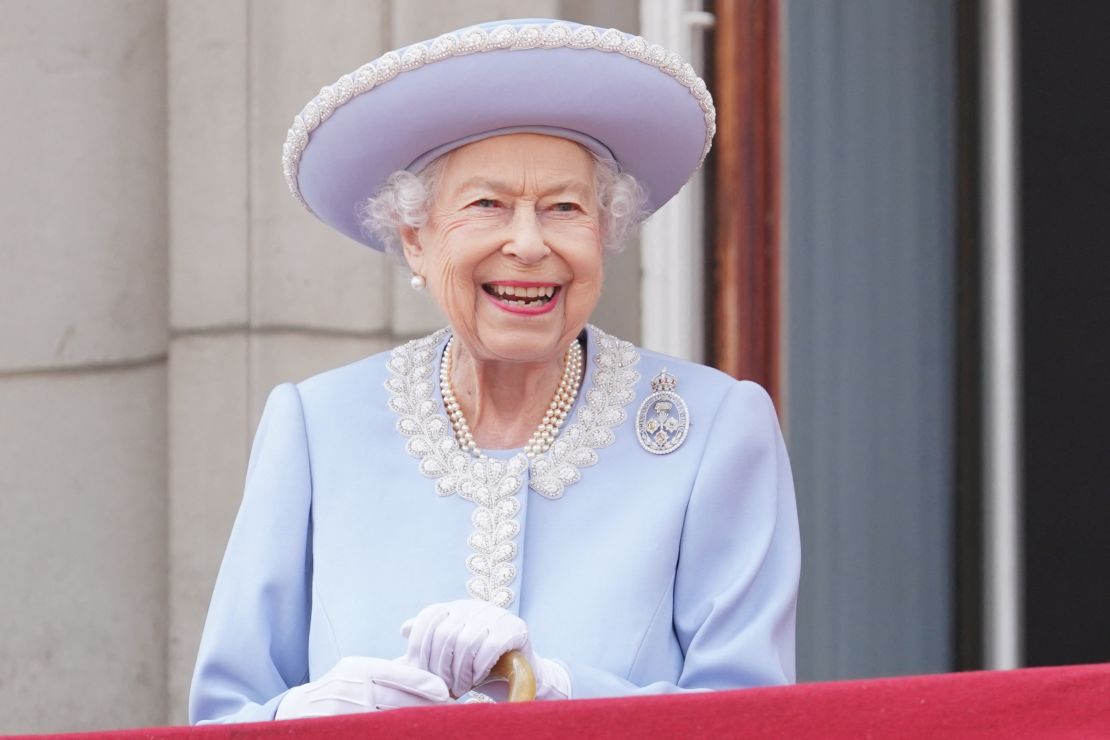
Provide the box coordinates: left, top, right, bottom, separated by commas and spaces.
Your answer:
650, 367, 678, 393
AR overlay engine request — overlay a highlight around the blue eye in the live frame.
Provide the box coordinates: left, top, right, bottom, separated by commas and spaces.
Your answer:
553, 202, 580, 212
471, 198, 499, 208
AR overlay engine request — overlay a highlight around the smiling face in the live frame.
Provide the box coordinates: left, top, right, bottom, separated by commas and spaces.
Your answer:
401, 133, 604, 365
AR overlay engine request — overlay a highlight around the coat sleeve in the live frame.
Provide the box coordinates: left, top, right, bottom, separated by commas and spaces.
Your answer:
565, 380, 800, 697
188, 383, 313, 724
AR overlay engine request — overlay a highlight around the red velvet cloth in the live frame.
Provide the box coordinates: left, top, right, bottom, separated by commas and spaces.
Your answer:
13, 663, 1110, 739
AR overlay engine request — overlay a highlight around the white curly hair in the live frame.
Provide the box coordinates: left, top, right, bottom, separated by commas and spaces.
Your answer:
359, 148, 649, 259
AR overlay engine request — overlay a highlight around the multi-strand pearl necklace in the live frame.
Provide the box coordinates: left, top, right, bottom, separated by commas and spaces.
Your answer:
440, 336, 584, 459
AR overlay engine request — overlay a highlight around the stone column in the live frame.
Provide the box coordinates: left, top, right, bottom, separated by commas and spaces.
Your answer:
165, 1, 250, 723
0, 0, 168, 733
165, 0, 395, 724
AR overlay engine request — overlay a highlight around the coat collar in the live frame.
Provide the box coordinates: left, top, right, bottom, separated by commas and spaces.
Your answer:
384, 324, 640, 607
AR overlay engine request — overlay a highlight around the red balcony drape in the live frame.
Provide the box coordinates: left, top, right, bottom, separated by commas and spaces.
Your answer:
11, 663, 1109, 739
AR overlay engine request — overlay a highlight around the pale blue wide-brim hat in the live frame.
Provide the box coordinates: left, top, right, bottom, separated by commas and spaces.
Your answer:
282, 19, 716, 252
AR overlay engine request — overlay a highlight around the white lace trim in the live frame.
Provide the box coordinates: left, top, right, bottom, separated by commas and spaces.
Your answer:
282, 21, 715, 210
385, 325, 640, 606
529, 329, 640, 499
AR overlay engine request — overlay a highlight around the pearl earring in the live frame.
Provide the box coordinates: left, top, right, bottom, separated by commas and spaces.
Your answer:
410, 273, 426, 291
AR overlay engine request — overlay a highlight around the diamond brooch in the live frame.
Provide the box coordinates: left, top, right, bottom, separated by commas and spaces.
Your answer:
636, 367, 690, 455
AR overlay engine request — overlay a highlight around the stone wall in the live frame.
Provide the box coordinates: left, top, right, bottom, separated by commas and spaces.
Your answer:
0, 0, 169, 731
0, 0, 638, 732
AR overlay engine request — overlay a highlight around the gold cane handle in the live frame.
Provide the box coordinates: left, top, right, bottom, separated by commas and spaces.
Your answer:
488, 649, 536, 702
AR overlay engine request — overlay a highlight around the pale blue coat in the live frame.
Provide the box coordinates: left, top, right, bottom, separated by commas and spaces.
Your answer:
189, 326, 800, 724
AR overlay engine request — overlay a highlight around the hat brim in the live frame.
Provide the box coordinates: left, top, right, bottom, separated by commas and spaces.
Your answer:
287, 21, 715, 252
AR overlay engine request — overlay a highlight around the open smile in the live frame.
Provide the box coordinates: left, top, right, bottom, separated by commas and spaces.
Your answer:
482, 281, 562, 315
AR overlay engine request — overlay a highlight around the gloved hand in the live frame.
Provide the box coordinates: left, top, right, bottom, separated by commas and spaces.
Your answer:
274, 656, 450, 719
400, 599, 571, 701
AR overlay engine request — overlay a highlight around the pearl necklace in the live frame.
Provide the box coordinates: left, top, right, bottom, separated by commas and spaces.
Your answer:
440, 336, 584, 459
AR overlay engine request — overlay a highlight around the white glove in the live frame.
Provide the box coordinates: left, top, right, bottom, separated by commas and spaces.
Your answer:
274, 656, 450, 719
400, 599, 571, 701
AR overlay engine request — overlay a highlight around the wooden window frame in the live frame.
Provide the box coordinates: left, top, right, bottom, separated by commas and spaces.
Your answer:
709, 0, 782, 404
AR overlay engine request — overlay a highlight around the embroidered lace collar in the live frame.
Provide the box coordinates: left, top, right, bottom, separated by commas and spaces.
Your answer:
384, 324, 640, 606
385, 323, 640, 499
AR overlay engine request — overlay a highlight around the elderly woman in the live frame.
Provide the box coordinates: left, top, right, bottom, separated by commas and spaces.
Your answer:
190, 19, 799, 723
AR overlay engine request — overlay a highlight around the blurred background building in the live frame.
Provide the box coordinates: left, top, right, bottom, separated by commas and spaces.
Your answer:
0, 0, 1106, 733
